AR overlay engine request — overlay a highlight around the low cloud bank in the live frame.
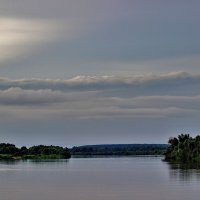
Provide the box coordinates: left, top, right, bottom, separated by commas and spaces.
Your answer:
0, 72, 199, 94
0, 72, 199, 120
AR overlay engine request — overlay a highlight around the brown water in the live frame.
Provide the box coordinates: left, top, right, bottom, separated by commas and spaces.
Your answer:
0, 156, 200, 200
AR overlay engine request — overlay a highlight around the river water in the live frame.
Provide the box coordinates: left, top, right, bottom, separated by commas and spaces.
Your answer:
0, 156, 200, 200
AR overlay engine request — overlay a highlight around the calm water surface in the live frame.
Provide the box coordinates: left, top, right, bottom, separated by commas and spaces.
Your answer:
0, 156, 200, 200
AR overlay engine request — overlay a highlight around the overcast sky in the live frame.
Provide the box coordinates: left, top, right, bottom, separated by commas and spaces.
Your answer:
0, 0, 200, 147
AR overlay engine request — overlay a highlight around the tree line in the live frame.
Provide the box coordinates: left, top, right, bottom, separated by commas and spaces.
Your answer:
0, 143, 71, 160
165, 134, 200, 162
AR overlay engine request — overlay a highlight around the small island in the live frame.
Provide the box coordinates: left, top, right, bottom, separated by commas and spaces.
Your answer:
0, 143, 71, 160
164, 134, 200, 163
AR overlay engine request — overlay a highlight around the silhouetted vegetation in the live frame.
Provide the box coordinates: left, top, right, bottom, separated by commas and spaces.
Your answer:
0, 143, 71, 160
0, 143, 19, 155
71, 144, 168, 156
164, 134, 200, 163
0, 142, 169, 160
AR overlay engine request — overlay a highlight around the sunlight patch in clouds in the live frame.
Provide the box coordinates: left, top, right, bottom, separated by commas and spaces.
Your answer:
0, 18, 73, 62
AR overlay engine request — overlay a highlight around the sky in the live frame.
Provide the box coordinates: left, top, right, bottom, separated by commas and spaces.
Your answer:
0, 0, 200, 147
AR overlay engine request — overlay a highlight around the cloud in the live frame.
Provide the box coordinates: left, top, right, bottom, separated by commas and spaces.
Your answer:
0, 88, 65, 105
0, 71, 194, 86
0, 72, 199, 145
0, 87, 96, 106
0, 72, 199, 96
0, 72, 200, 120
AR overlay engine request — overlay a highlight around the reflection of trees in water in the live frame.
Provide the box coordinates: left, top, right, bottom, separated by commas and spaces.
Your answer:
0, 160, 20, 165
166, 161, 200, 181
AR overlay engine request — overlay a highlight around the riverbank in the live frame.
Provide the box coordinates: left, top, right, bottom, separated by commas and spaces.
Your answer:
164, 134, 200, 163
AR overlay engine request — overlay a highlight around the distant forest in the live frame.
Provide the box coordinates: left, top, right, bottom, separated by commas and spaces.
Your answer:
70, 144, 168, 156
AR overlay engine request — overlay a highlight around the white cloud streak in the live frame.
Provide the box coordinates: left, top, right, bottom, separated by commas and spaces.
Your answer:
0, 71, 199, 90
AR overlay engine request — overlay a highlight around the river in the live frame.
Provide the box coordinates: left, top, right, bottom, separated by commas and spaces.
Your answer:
0, 156, 200, 200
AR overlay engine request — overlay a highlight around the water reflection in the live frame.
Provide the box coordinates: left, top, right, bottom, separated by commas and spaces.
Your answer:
0, 159, 69, 172
0, 159, 21, 165
0, 157, 200, 200
27, 159, 69, 163
166, 161, 200, 181
0, 159, 69, 164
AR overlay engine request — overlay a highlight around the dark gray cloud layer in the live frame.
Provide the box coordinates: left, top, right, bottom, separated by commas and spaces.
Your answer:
0, 72, 199, 118
0, 71, 198, 129
0, 72, 199, 96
